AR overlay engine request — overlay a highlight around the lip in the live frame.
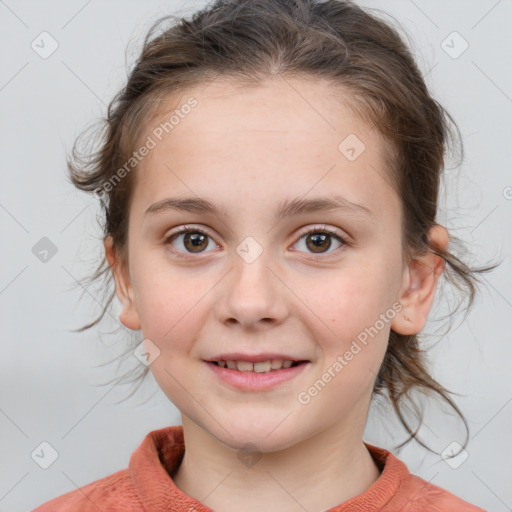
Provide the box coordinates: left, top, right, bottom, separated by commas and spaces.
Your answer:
205, 352, 305, 363
205, 360, 310, 391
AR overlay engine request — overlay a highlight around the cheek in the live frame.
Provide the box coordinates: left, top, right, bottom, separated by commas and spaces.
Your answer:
130, 256, 208, 346
311, 264, 399, 335
306, 275, 393, 394
303, 260, 401, 387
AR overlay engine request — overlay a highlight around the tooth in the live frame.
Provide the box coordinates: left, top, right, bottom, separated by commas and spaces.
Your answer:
236, 361, 254, 372
253, 361, 272, 373
221, 359, 295, 372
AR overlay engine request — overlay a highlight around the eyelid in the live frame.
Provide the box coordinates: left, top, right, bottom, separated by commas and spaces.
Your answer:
294, 224, 348, 241
165, 224, 217, 240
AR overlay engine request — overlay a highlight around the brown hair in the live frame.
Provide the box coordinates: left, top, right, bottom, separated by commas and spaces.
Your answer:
68, 0, 498, 453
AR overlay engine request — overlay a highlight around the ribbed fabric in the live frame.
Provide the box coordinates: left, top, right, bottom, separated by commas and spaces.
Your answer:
32, 426, 486, 511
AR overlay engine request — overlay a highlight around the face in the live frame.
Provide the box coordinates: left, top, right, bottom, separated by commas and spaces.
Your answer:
109, 77, 413, 452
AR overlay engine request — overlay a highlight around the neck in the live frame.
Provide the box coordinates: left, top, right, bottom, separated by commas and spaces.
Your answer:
172, 417, 382, 512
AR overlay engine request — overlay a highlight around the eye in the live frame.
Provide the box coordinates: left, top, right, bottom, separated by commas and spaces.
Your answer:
164, 225, 219, 257
164, 224, 348, 259
292, 225, 347, 256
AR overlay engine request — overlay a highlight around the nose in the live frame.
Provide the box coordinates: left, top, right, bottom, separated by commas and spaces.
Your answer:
214, 250, 290, 331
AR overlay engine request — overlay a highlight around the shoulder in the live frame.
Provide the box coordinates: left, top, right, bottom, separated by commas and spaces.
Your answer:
31, 425, 187, 512
362, 443, 487, 512
31, 468, 142, 511
392, 473, 487, 512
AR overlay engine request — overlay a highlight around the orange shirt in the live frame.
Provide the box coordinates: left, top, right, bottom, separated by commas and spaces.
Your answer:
32, 426, 485, 511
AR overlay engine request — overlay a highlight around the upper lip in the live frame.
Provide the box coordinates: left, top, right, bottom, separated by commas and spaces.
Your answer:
205, 353, 308, 363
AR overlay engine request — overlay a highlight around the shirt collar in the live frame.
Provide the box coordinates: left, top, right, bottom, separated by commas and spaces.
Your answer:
129, 425, 409, 511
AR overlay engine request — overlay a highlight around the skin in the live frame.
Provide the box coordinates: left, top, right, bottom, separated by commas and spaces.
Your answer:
104, 76, 448, 512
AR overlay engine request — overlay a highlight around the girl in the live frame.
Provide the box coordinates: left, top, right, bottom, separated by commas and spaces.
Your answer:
33, 0, 495, 510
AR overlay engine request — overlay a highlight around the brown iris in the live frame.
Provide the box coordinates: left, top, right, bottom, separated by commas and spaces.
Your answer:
306, 233, 332, 253
183, 232, 209, 253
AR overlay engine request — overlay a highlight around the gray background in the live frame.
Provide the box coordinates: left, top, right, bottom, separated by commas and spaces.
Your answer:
0, 0, 510, 510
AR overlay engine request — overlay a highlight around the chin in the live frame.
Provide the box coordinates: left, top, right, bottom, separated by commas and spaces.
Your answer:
209, 417, 304, 454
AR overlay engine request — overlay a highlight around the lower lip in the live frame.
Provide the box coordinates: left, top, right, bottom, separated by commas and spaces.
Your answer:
205, 361, 309, 391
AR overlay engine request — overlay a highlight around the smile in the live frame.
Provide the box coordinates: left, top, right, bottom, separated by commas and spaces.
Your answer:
205, 360, 310, 391
212, 359, 303, 372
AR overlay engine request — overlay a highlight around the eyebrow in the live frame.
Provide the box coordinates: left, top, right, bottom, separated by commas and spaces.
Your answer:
144, 195, 375, 222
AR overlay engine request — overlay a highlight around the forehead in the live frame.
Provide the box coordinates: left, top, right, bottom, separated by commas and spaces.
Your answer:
145, 76, 370, 142
132, 76, 396, 220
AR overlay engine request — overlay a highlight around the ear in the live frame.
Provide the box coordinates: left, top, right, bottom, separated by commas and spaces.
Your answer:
104, 236, 142, 331
391, 225, 448, 335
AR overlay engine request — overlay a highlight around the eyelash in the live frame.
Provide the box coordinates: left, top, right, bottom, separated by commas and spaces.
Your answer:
164, 224, 348, 260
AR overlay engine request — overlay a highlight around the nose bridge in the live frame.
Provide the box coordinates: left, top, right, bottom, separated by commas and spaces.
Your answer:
215, 240, 289, 328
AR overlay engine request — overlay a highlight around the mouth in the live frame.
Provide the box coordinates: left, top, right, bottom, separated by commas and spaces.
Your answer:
207, 359, 306, 373
204, 358, 310, 391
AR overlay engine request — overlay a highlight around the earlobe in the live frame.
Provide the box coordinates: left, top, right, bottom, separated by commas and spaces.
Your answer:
391, 225, 448, 336
103, 236, 142, 331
